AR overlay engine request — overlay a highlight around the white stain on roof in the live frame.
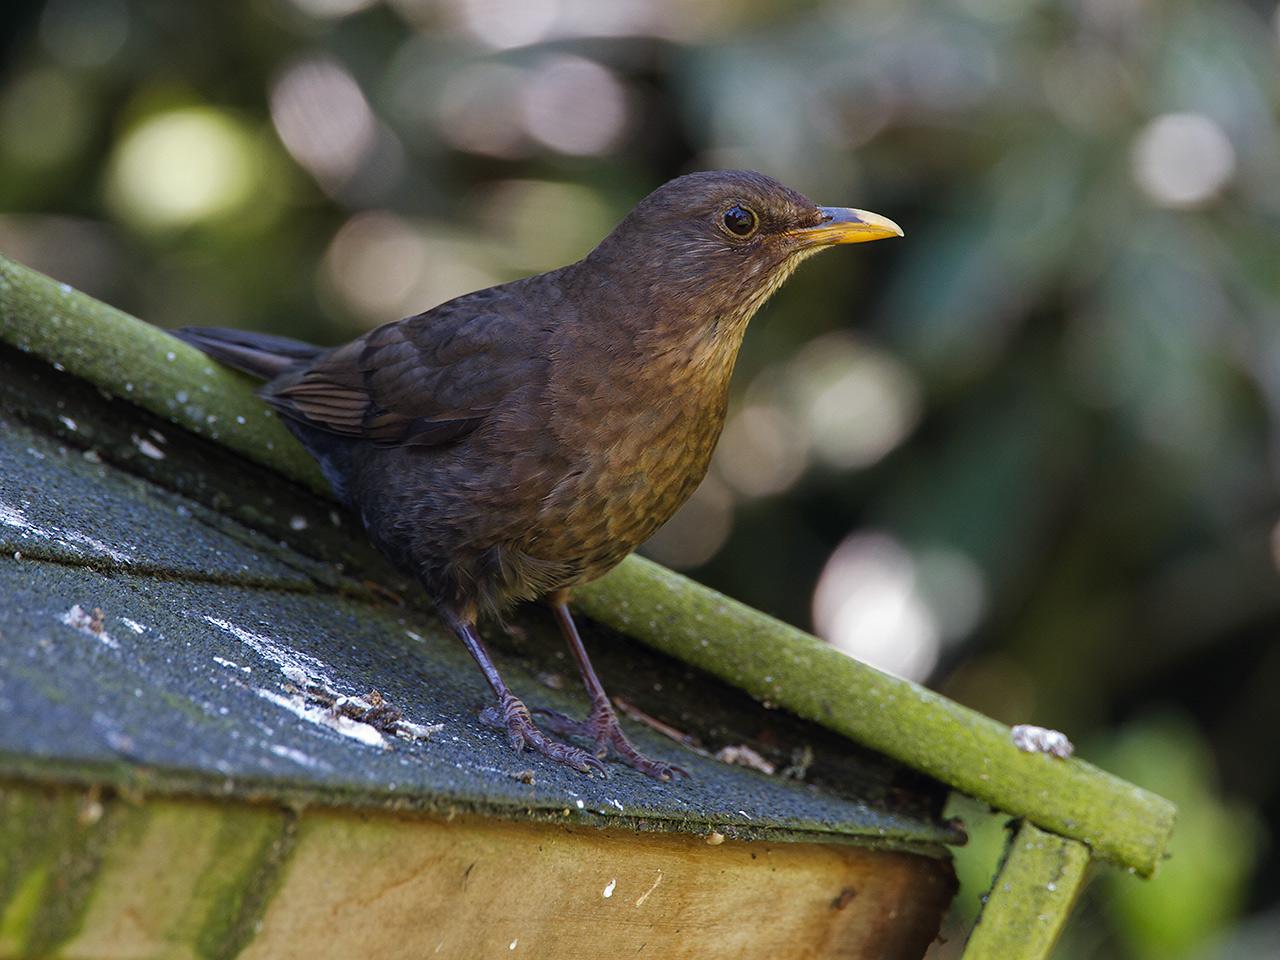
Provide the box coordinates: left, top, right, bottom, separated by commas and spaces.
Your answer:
59, 604, 118, 649
201, 615, 333, 685
0, 498, 133, 563
256, 687, 386, 748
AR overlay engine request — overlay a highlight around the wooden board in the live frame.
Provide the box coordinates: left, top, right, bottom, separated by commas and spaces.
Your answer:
2, 783, 955, 960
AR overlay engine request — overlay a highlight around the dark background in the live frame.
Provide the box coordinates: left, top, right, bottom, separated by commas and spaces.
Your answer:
2, 0, 1278, 955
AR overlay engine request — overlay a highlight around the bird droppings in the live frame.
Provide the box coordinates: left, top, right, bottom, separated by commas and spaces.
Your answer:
213, 655, 251, 674
60, 604, 118, 649
602, 878, 616, 898
256, 687, 388, 748
0, 500, 30, 531
202, 615, 333, 685
1011, 724, 1075, 759
705, 831, 725, 845
508, 940, 518, 951
202, 613, 441, 747
714, 744, 776, 776
281, 679, 442, 747
1, 498, 132, 563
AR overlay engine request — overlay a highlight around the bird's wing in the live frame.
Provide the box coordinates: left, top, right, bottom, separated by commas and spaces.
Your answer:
265, 294, 538, 448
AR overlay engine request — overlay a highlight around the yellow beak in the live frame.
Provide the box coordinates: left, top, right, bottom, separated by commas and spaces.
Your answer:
794, 207, 904, 245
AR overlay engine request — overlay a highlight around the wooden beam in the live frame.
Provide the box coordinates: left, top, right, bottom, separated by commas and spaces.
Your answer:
961, 821, 1091, 960
1, 783, 954, 960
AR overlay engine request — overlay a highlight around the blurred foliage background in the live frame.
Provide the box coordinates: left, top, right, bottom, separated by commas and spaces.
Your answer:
2, 0, 1279, 954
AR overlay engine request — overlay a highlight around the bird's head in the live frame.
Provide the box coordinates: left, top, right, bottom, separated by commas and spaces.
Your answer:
583, 170, 902, 341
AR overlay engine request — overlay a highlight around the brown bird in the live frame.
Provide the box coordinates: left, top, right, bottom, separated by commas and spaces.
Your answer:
174, 170, 902, 780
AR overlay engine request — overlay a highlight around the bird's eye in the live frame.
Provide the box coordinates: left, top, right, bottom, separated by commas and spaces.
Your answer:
722, 204, 758, 238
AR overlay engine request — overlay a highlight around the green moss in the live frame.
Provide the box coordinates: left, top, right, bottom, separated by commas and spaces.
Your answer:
0, 782, 121, 956
963, 821, 1091, 959
0, 865, 48, 952
194, 808, 299, 960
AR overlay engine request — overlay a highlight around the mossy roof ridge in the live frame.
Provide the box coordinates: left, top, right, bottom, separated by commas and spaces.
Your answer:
0, 253, 1175, 875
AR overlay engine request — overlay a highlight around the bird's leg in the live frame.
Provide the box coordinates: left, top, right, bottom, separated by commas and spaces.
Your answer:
438, 604, 604, 775
534, 595, 688, 782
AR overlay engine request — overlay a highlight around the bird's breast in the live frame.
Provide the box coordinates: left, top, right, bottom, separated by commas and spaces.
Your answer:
525, 343, 736, 582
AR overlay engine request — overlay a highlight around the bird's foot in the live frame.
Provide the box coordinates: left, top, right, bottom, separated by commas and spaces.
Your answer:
481, 692, 605, 776
535, 699, 689, 782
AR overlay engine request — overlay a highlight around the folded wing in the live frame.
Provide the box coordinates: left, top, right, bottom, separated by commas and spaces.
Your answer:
266, 295, 539, 449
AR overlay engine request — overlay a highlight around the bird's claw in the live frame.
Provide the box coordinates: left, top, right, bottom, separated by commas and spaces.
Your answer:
534, 704, 689, 782
481, 695, 606, 775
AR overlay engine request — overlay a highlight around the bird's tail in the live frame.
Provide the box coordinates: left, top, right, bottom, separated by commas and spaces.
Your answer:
171, 327, 324, 381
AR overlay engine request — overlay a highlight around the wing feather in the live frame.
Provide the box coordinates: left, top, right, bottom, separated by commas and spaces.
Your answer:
262, 291, 539, 449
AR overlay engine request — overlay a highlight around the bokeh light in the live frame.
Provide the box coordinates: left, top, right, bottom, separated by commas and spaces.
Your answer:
105, 108, 263, 231
436, 62, 529, 158
453, 0, 559, 50
784, 332, 921, 471
812, 531, 940, 682
321, 211, 501, 324
286, 0, 380, 19
270, 56, 377, 195
1131, 113, 1237, 208
520, 55, 628, 156
714, 403, 808, 499
477, 179, 614, 272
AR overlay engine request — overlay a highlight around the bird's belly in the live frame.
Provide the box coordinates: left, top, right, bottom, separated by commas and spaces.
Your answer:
526, 418, 720, 585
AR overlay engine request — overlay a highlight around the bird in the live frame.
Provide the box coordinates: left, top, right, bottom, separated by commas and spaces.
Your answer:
173, 170, 902, 780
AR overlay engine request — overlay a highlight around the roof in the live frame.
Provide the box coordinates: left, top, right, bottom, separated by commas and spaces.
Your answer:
0, 252, 1175, 875
0, 266, 956, 852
